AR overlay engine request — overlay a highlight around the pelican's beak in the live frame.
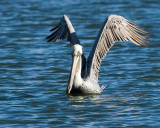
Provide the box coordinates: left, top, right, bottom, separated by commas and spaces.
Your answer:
68, 55, 78, 94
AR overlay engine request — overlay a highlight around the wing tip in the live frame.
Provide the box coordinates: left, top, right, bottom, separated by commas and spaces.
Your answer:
63, 14, 67, 17
141, 43, 149, 47
63, 14, 69, 21
45, 36, 52, 43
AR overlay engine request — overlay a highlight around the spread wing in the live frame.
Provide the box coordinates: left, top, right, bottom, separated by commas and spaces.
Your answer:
87, 15, 150, 81
46, 15, 86, 77
46, 15, 80, 45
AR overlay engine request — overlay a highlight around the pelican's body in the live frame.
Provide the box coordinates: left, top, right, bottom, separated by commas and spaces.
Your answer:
71, 77, 101, 94
67, 44, 104, 94
46, 14, 150, 94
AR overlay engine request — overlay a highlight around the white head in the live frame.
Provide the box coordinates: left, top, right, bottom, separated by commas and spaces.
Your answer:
73, 44, 83, 56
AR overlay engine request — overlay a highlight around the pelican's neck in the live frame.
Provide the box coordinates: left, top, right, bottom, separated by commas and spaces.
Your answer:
74, 56, 83, 88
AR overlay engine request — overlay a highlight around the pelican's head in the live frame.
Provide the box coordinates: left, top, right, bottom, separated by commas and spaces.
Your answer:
68, 44, 83, 94
73, 44, 83, 56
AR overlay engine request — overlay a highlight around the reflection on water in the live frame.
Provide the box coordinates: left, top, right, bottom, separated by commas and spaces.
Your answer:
0, 0, 160, 127
68, 94, 104, 105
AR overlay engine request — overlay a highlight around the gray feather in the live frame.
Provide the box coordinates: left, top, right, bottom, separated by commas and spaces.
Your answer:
87, 15, 150, 81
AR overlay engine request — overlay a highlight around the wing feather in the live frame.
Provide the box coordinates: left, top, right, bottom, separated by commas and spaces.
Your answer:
87, 15, 150, 80
46, 15, 87, 78
46, 15, 80, 45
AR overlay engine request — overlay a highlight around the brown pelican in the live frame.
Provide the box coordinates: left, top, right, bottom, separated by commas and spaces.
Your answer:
46, 15, 150, 94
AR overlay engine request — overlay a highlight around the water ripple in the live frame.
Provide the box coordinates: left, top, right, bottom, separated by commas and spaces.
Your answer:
0, 0, 160, 127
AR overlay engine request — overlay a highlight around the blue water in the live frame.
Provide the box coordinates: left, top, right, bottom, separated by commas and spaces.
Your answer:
0, 0, 160, 127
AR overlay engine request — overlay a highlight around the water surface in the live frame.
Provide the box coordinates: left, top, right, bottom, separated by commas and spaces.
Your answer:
0, 0, 160, 127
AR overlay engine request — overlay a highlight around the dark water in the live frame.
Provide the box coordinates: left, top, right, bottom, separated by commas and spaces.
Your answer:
0, 0, 160, 127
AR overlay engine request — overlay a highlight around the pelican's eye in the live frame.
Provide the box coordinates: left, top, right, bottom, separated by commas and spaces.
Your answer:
76, 51, 81, 56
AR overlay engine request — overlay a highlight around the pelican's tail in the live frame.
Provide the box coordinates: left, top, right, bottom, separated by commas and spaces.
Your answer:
100, 85, 106, 92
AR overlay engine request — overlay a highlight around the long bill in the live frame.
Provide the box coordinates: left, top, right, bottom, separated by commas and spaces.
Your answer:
68, 55, 78, 94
